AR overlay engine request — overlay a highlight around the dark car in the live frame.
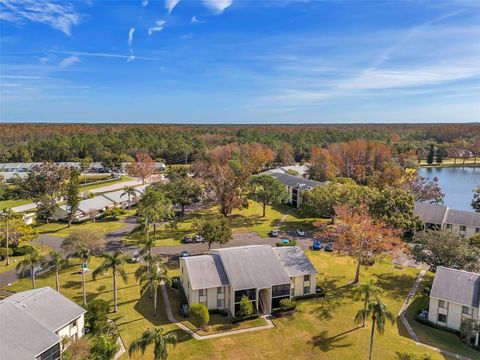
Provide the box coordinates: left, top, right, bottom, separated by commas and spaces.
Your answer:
312, 239, 322, 251
268, 230, 280, 237
324, 243, 334, 252
183, 236, 193, 244
180, 251, 190, 258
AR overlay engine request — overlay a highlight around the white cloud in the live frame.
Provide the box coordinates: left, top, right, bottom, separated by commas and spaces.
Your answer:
128, 27, 135, 47
51, 50, 162, 61
59, 55, 80, 68
142, 0, 149, 7
202, 0, 233, 14
148, 20, 166, 35
191, 16, 206, 24
165, 0, 181, 13
0, 0, 80, 36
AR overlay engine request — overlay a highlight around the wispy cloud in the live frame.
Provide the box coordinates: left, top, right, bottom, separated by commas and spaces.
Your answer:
148, 20, 166, 35
0, 0, 81, 36
59, 55, 80, 68
191, 16, 206, 24
51, 50, 162, 62
128, 27, 135, 47
142, 0, 149, 7
165, 0, 181, 13
202, 0, 233, 14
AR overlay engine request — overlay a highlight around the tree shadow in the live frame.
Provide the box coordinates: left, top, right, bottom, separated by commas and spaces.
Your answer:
133, 291, 171, 327
310, 275, 352, 320
308, 328, 356, 352
373, 273, 416, 301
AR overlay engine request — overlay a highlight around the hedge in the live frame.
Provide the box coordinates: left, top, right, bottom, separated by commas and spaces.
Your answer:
275, 240, 297, 247
232, 314, 259, 324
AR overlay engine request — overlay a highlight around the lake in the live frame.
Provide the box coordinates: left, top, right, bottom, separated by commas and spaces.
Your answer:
417, 167, 480, 211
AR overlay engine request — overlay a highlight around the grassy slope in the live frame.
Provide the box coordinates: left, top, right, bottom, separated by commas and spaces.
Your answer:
6, 252, 458, 360
35, 218, 127, 238
79, 176, 133, 192
0, 199, 31, 209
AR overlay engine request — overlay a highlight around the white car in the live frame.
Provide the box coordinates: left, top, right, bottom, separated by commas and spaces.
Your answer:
296, 229, 306, 237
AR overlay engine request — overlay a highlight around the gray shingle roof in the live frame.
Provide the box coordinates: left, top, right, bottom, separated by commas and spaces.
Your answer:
274, 246, 318, 277
182, 255, 229, 290
0, 303, 60, 360
414, 203, 448, 225
102, 189, 134, 204
211, 245, 291, 290
430, 267, 480, 307
1, 287, 86, 332
445, 209, 480, 227
269, 172, 323, 189
0, 287, 85, 360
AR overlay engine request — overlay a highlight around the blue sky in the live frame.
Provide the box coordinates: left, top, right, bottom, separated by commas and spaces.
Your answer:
1, 0, 479, 124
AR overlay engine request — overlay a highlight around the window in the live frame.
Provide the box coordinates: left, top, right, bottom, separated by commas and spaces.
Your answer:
199, 289, 206, 296
438, 313, 447, 323
217, 287, 223, 294
438, 300, 446, 309
462, 306, 473, 316
460, 226, 467, 232
217, 299, 224, 308
446, 224, 452, 230
476, 227, 480, 233
303, 286, 310, 295
304, 275, 310, 282
272, 284, 290, 298
234, 289, 256, 303
38, 343, 61, 360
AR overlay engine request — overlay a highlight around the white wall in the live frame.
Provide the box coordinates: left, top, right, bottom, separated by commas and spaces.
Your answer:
291, 274, 316, 297
428, 297, 479, 331
57, 314, 85, 349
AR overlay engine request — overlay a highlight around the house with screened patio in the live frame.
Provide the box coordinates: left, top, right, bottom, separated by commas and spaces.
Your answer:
179, 245, 317, 316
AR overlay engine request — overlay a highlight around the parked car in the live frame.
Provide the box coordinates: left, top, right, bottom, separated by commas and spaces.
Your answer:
312, 239, 322, 251
268, 230, 280, 237
181, 304, 189, 317
180, 251, 190, 258
80, 264, 90, 273
324, 243, 334, 252
296, 228, 306, 237
131, 251, 141, 263
193, 235, 204, 243
183, 236, 193, 244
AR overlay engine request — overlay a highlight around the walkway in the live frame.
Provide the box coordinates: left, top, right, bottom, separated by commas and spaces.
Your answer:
399, 270, 473, 360
160, 284, 275, 340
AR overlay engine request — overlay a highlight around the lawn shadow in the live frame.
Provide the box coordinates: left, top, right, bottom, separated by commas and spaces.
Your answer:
373, 272, 416, 301
308, 328, 357, 352
310, 275, 351, 320
133, 291, 171, 327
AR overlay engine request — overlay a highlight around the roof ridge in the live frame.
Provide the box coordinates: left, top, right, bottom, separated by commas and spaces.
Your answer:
437, 266, 480, 277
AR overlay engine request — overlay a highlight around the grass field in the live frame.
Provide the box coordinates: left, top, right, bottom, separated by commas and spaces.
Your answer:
0, 243, 51, 274
35, 218, 128, 238
5, 252, 460, 360
0, 199, 31, 209
127, 201, 322, 247
79, 175, 133, 192
418, 158, 479, 167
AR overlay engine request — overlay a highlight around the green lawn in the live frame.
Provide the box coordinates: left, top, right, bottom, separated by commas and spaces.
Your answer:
35, 218, 127, 238
79, 176, 133, 192
0, 243, 51, 274
405, 273, 479, 359
127, 201, 325, 247
418, 158, 479, 167
0, 199, 31, 210
5, 252, 455, 360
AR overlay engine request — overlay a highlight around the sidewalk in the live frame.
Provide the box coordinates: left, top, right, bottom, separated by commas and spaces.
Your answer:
160, 284, 275, 340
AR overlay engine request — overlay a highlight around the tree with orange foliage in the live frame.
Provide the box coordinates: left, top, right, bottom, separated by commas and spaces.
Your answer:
309, 146, 339, 181
276, 143, 295, 166
127, 152, 156, 184
325, 203, 402, 284
194, 143, 273, 216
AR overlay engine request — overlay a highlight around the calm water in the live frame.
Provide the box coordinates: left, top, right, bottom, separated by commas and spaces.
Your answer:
417, 167, 480, 211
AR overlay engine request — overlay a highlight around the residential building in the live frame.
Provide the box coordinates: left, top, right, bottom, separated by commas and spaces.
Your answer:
180, 245, 317, 316
267, 172, 324, 208
0, 287, 86, 360
414, 203, 480, 238
53, 195, 115, 222
101, 189, 140, 208
262, 164, 310, 178
428, 267, 480, 345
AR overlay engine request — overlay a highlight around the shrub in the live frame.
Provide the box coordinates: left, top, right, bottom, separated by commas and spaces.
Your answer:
0, 247, 13, 260
275, 240, 297, 247
238, 295, 255, 317
13, 245, 34, 256
232, 314, 259, 323
89, 333, 119, 360
189, 304, 209, 329
171, 276, 181, 289
279, 298, 297, 311
85, 299, 110, 334
209, 308, 229, 316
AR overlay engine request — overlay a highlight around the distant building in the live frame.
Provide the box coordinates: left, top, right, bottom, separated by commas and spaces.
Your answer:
414, 203, 480, 238
180, 245, 317, 316
428, 267, 479, 345
53, 195, 115, 222
262, 164, 310, 178
0, 287, 86, 360
267, 172, 324, 208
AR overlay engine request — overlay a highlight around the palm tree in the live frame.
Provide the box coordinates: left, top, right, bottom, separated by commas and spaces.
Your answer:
353, 280, 382, 327
136, 257, 170, 316
92, 251, 128, 313
77, 245, 91, 305
356, 299, 395, 360
121, 186, 137, 209
0, 208, 15, 266
129, 328, 177, 360
49, 250, 69, 292
138, 236, 155, 259
16, 247, 45, 290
